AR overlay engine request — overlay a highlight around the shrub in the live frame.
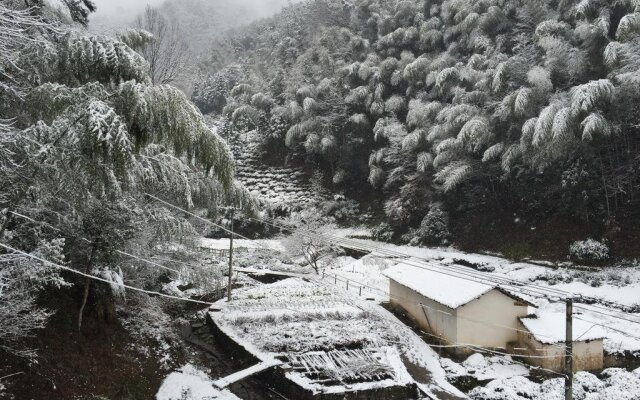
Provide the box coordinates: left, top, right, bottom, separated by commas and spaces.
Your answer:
411, 205, 451, 246
371, 222, 394, 242
569, 239, 611, 264
321, 198, 360, 224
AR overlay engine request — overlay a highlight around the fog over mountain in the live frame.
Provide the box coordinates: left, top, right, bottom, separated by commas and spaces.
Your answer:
91, 0, 164, 19
90, 0, 296, 30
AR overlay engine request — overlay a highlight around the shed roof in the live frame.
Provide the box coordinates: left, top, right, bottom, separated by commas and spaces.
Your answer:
383, 263, 530, 309
519, 312, 606, 344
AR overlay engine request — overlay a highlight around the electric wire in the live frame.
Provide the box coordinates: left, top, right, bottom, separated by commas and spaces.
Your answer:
0, 242, 215, 306
253, 215, 640, 318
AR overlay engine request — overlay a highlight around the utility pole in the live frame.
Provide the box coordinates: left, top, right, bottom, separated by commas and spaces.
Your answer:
565, 297, 573, 400
227, 208, 234, 302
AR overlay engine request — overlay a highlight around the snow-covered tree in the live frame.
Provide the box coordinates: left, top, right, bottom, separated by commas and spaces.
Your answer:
0, 0, 251, 353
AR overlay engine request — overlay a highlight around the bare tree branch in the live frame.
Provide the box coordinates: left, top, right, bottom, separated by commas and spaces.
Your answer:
134, 5, 190, 85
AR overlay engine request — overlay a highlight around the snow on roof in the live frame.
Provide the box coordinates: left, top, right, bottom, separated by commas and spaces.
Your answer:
520, 312, 606, 344
383, 263, 497, 309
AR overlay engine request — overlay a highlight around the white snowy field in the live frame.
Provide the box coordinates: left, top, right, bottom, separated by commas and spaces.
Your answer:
441, 354, 530, 382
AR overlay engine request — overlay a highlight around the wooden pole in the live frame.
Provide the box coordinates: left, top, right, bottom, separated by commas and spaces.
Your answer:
227, 209, 234, 302
565, 298, 573, 400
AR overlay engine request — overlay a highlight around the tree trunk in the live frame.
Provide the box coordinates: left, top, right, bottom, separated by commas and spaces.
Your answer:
78, 243, 98, 335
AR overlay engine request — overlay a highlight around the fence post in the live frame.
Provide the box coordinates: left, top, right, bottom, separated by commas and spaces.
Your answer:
359, 286, 362, 296
346, 280, 349, 290
334, 275, 337, 284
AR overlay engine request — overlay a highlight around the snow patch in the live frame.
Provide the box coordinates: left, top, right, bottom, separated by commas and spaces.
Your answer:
156, 364, 240, 400
470, 368, 640, 400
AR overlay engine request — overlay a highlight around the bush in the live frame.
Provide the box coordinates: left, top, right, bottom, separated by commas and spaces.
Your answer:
321, 198, 361, 224
411, 205, 451, 246
569, 239, 610, 264
371, 222, 394, 242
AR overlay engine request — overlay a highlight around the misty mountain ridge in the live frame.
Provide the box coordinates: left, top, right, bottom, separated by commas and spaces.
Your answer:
90, 0, 298, 54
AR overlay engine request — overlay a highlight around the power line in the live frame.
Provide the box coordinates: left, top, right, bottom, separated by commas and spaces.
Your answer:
254, 215, 578, 303
147, 195, 564, 303
573, 316, 640, 341
0, 242, 214, 306
115, 249, 180, 274
146, 193, 250, 240
573, 305, 640, 326
144, 193, 295, 259
254, 215, 640, 318
146, 193, 278, 255
9, 211, 181, 274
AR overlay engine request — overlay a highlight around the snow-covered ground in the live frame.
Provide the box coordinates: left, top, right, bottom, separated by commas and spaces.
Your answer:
324, 239, 640, 354
193, 231, 640, 398
200, 237, 285, 252
315, 235, 640, 399
156, 364, 240, 400
470, 367, 640, 400
441, 354, 530, 382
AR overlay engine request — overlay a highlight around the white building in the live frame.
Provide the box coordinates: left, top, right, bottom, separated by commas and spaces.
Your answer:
518, 312, 604, 372
383, 263, 533, 356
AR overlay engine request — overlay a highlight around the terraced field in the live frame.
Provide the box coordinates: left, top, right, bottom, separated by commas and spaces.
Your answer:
233, 132, 332, 208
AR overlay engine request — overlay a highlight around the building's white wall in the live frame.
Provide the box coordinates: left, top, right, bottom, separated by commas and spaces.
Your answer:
457, 289, 530, 349
516, 321, 604, 372
389, 280, 457, 344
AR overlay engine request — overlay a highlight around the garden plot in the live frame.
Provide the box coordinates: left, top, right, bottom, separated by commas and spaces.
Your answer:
323, 254, 395, 302
199, 237, 305, 274
208, 277, 417, 397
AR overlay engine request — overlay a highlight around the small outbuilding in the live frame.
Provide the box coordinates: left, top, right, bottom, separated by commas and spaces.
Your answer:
518, 313, 604, 373
383, 263, 533, 356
